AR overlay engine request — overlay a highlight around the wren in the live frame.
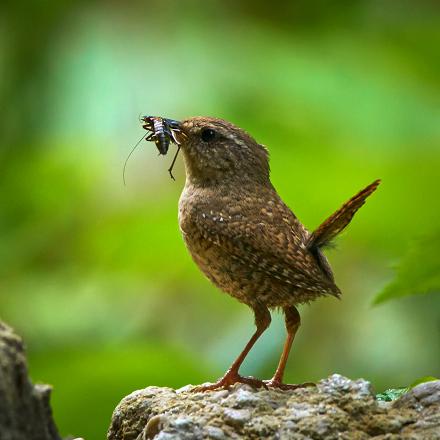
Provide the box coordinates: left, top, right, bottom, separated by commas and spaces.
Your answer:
149, 116, 380, 391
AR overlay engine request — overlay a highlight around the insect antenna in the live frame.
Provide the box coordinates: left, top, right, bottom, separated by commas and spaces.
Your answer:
123, 132, 148, 186
167, 145, 181, 180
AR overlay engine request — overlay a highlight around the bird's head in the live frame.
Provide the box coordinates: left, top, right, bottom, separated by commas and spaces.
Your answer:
173, 117, 270, 186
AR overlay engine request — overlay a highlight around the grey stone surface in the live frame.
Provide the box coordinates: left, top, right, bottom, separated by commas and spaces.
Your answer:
0, 321, 60, 440
108, 375, 440, 440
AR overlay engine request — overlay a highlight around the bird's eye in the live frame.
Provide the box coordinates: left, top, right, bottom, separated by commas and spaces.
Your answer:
201, 128, 216, 142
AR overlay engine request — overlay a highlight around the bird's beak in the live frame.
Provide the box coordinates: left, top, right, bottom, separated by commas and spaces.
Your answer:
164, 118, 186, 145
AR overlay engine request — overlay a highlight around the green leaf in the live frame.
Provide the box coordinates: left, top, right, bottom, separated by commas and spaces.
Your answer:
376, 376, 439, 402
409, 376, 438, 389
373, 231, 440, 305
376, 388, 408, 402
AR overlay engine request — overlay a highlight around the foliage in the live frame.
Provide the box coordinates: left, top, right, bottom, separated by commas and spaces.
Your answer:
376, 376, 439, 402
373, 232, 440, 305
376, 388, 408, 402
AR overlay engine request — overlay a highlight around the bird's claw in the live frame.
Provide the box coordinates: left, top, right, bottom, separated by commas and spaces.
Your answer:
191, 373, 267, 392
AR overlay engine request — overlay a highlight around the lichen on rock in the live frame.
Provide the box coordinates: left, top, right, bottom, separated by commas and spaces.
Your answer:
108, 375, 440, 440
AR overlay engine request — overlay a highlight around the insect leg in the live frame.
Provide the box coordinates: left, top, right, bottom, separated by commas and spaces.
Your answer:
167, 145, 181, 180
145, 133, 156, 142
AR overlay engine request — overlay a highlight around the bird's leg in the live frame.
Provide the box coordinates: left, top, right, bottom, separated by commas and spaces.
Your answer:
265, 306, 314, 390
192, 305, 271, 392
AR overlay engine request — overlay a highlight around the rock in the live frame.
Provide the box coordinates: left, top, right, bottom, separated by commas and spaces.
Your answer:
0, 321, 61, 440
108, 375, 440, 440
223, 408, 251, 427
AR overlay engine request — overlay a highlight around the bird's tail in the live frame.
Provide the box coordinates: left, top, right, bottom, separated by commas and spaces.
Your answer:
306, 179, 381, 250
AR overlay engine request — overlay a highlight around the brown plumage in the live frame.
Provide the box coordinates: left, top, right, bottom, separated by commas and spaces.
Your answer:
306, 179, 380, 250
145, 116, 380, 391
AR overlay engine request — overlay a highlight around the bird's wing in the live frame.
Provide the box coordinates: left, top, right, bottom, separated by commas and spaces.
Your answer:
306, 179, 380, 250
189, 196, 339, 296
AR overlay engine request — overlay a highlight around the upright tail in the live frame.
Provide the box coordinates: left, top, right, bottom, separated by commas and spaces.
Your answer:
306, 179, 381, 250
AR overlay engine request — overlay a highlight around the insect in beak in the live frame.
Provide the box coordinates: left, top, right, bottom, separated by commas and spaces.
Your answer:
123, 116, 183, 185
141, 116, 182, 180
160, 118, 182, 180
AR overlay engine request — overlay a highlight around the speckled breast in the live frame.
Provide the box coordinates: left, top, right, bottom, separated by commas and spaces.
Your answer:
178, 189, 247, 303
177, 184, 320, 308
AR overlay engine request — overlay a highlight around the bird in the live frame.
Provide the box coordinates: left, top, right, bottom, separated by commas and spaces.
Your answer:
148, 116, 380, 391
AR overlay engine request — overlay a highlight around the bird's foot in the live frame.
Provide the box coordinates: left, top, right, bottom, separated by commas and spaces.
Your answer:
263, 379, 316, 391
191, 371, 267, 392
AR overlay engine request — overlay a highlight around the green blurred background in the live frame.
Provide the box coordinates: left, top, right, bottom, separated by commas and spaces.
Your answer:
1, 1, 439, 438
